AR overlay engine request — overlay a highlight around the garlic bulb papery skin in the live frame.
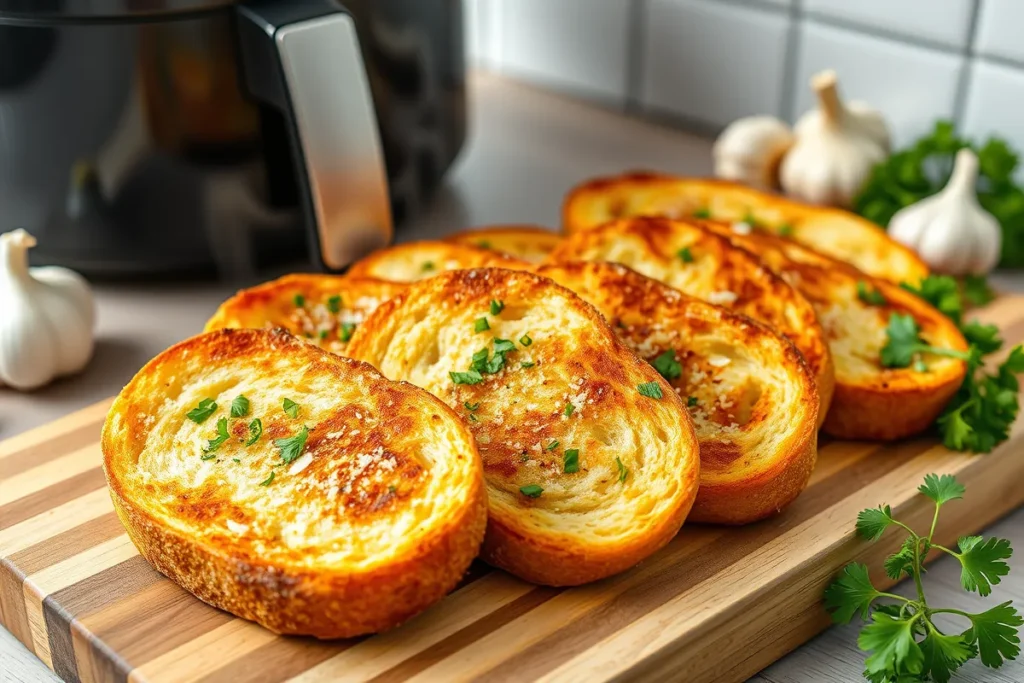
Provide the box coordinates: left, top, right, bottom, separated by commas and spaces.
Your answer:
780, 70, 889, 208
0, 229, 96, 390
888, 148, 1002, 276
713, 116, 795, 190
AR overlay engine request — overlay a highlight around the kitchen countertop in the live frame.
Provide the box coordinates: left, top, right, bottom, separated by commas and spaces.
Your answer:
3, 73, 1023, 683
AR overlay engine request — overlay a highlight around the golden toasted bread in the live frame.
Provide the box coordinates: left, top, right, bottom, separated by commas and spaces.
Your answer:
203, 274, 405, 355
346, 268, 700, 585
101, 328, 487, 638
444, 225, 562, 263
345, 240, 528, 282
562, 172, 929, 285
696, 223, 968, 440
537, 262, 818, 524
546, 217, 834, 427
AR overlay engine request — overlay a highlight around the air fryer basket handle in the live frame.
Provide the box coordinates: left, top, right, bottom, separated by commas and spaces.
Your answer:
236, 0, 392, 271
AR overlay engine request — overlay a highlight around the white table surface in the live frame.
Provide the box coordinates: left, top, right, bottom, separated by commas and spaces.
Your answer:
3, 73, 1023, 683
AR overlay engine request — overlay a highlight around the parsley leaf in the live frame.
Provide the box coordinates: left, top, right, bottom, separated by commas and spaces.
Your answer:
677, 247, 694, 263
293, 293, 305, 308
520, 484, 543, 498
884, 537, 918, 580
937, 343, 1024, 453
245, 418, 262, 446
450, 370, 483, 385
259, 471, 275, 487
474, 317, 490, 332
688, 396, 698, 407
858, 612, 925, 677
546, 440, 559, 451
520, 360, 535, 369
615, 456, 628, 483
282, 398, 300, 419
327, 294, 342, 313
692, 208, 711, 219
901, 275, 963, 324
856, 505, 895, 541
421, 261, 435, 272
493, 338, 515, 354
203, 417, 231, 453
857, 280, 887, 306
918, 473, 965, 505
880, 313, 971, 369
274, 426, 309, 464
961, 320, 1003, 354
186, 398, 217, 424
920, 630, 974, 683
652, 350, 682, 381
956, 536, 1013, 597
778, 223, 795, 237
964, 275, 997, 306
965, 601, 1024, 668
519, 334, 533, 347
490, 299, 504, 315
564, 403, 575, 417
637, 381, 663, 399
464, 401, 479, 411
339, 322, 357, 342
563, 449, 579, 473
824, 563, 883, 623
231, 395, 250, 418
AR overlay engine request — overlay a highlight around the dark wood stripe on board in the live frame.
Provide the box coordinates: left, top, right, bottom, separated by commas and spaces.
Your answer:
0, 421, 104, 479
0, 467, 107, 531
8, 513, 125, 576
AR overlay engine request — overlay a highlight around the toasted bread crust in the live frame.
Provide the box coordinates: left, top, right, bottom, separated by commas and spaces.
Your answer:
695, 222, 968, 440
546, 217, 834, 428
102, 328, 487, 638
203, 274, 405, 355
444, 225, 563, 263
347, 268, 701, 585
538, 262, 818, 524
345, 240, 529, 282
562, 172, 929, 285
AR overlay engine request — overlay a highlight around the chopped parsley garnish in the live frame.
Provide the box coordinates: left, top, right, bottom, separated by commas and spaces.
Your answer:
282, 398, 300, 418
520, 361, 535, 368
564, 403, 575, 417
652, 350, 682, 381
546, 440, 560, 451
259, 471, 275, 487
186, 398, 217, 424
274, 426, 309, 464
688, 396, 698, 407
880, 314, 972, 369
245, 418, 262, 446
677, 247, 694, 263
778, 223, 795, 237
230, 395, 250, 418
293, 293, 305, 308
637, 381, 663, 399
474, 317, 490, 332
200, 453, 217, 461
450, 370, 484, 385
519, 334, 533, 347
339, 322, 357, 342
319, 330, 329, 340
203, 417, 231, 454
692, 208, 711, 219
464, 401, 480, 411
388, 484, 398, 493
615, 457, 629, 483
564, 449, 580, 473
964, 274, 996, 306
493, 338, 516, 354
857, 281, 887, 306
232, 458, 240, 463
421, 261, 435, 272
520, 484, 543, 498
468, 414, 479, 422
477, 240, 491, 249
490, 299, 505, 316
327, 294, 342, 313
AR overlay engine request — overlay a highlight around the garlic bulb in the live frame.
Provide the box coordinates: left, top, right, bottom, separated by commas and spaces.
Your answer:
713, 116, 795, 190
780, 70, 889, 208
0, 230, 96, 390
888, 149, 1001, 276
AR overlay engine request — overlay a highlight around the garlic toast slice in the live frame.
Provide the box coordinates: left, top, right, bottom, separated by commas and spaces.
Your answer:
700, 224, 968, 440
445, 225, 562, 263
347, 268, 700, 585
547, 216, 834, 427
204, 274, 405, 355
345, 240, 528, 282
102, 328, 486, 638
538, 262, 818, 524
562, 172, 929, 285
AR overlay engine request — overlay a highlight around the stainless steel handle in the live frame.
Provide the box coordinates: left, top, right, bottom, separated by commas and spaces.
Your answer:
237, 0, 392, 271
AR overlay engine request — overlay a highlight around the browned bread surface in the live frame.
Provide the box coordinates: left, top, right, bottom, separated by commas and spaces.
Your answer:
346, 268, 701, 585
546, 216, 834, 428
537, 262, 818, 524
445, 225, 563, 263
203, 274, 405, 355
345, 240, 529, 282
562, 172, 929, 285
101, 328, 487, 638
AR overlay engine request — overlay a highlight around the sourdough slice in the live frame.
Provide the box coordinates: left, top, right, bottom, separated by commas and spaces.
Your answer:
538, 262, 818, 524
346, 268, 700, 585
546, 216, 834, 428
101, 328, 487, 638
444, 225, 563, 263
562, 172, 929, 285
204, 274, 405, 356
345, 240, 529, 282
697, 223, 968, 440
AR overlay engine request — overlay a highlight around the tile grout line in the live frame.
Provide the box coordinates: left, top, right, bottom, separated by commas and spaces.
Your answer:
779, 0, 803, 123
952, 0, 983, 129
624, 0, 649, 115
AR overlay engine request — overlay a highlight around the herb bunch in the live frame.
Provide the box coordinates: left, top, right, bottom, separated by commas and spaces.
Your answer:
894, 275, 1024, 453
854, 120, 1024, 268
825, 474, 1021, 682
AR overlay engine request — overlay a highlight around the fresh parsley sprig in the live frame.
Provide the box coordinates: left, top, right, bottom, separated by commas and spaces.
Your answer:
825, 475, 1022, 682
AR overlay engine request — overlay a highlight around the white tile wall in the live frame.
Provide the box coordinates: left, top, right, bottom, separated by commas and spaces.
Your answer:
640, 0, 791, 126
791, 21, 964, 146
465, 0, 1024, 156
804, 0, 974, 48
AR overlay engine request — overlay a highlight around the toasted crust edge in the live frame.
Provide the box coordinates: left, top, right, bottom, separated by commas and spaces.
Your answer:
101, 328, 488, 638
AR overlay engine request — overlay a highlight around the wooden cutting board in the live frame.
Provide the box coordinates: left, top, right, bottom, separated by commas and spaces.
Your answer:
4, 296, 1024, 683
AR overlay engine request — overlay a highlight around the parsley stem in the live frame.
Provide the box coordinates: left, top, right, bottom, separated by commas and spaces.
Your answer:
928, 607, 975, 619
878, 592, 914, 603
928, 503, 942, 542
912, 534, 929, 609
930, 543, 958, 557
890, 519, 918, 537
914, 344, 972, 361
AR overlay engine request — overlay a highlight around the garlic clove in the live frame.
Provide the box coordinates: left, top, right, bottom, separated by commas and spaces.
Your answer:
713, 115, 794, 190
